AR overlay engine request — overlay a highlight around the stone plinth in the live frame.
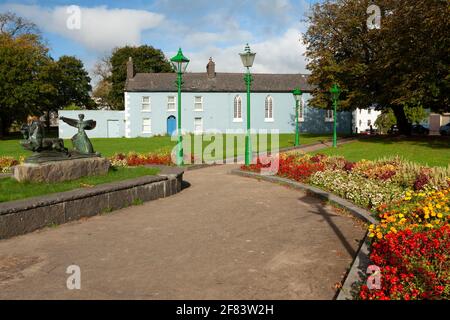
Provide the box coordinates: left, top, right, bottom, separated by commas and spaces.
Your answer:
13, 157, 110, 183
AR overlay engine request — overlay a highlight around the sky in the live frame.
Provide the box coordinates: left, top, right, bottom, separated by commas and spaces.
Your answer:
0, 0, 318, 84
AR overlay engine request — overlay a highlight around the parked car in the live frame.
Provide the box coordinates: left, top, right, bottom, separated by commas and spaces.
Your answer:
387, 125, 399, 135
440, 122, 450, 136
411, 124, 430, 135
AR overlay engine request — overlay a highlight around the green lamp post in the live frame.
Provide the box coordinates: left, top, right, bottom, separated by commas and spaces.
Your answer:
170, 48, 190, 166
292, 88, 303, 147
239, 44, 256, 166
330, 83, 341, 148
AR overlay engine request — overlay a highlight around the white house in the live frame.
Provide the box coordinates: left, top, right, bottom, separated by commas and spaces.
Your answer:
352, 106, 381, 133
59, 57, 354, 138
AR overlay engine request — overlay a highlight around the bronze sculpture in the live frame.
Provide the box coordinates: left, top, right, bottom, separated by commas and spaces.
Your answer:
20, 114, 100, 164
60, 114, 97, 155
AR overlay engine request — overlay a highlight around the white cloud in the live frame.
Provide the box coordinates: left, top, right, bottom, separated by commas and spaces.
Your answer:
183, 28, 309, 74
1, 4, 165, 52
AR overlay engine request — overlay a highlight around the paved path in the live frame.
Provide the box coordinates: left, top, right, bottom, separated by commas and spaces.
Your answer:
0, 161, 365, 300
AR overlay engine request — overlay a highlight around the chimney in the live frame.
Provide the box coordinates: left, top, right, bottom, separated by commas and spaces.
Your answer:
127, 57, 135, 79
206, 57, 216, 78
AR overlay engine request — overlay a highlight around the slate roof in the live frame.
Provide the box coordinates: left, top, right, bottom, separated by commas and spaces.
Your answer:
125, 72, 314, 93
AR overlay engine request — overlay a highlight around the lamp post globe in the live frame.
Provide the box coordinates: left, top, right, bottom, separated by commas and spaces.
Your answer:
329, 84, 341, 148
170, 48, 190, 166
292, 88, 303, 146
239, 44, 256, 166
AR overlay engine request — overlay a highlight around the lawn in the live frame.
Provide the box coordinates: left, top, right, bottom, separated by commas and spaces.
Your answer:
0, 133, 337, 159
0, 166, 159, 203
314, 136, 450, 167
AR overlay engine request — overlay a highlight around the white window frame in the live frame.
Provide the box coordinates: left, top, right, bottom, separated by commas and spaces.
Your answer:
194, 117, 203, 134
264, 95, 274, 122
233, 95, 243, 122
142, 96, 151, 112
325, 109, 334, 122
167, 96, 176, 112
194, 96, 203, 111
142, 118, 152, 133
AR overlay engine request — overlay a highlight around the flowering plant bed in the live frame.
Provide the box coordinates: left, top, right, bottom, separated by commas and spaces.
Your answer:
242, 153, 450, 300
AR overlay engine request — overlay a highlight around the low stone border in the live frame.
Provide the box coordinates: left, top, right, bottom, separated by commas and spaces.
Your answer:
336, 234, 371, 300
0, 166, 184, 240
230, 168, 376, 300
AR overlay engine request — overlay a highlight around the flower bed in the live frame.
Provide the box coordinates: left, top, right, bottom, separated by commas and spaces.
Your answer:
242, 153, 450, 300
109, 152, 173, 167
0, 156, 20, 173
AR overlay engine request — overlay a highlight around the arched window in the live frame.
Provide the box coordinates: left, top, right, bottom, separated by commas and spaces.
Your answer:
233, 95, 242, 121
265, 95, 273, 121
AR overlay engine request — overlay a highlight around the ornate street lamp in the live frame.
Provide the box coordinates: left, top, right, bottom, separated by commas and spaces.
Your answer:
330, 83, 341, 148
239, 44, 256, 166
292, 88, 303, 147
170, 48, 190, 166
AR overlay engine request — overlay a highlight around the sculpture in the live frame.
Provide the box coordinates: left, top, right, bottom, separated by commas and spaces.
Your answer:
60, 114, 98, 155
20, 120, 68, 154
20, 114, 100, 164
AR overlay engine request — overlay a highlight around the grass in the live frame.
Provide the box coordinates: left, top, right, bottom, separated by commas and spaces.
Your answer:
0, 166, 159, 203
0, 133, 338, 159
313, 136, 450, 167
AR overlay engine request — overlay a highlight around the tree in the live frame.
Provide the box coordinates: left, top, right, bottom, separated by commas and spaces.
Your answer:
0, 33, 50, 136
375, 105, 428, 134
38, 55, 94, 127
107, 45, 173, 110
0, 12, 45, 136
303, 0, 450, 134
0, 12, 39, 37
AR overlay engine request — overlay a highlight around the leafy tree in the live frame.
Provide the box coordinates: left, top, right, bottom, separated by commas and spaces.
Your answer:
375, 105, 429, 134
375, 109, 396, 134
0, 33, 50, 136
107, 45, 173, 110
303, 0, 450, 134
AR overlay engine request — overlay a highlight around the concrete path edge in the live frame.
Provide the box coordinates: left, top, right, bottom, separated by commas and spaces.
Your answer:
230, 168, 376, 300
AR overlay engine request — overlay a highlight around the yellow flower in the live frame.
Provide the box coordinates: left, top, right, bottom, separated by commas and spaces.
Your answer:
437, 213, 443, 219
425, 224, 433, 228
369, 233, 375, 238
377, 233, 383, 239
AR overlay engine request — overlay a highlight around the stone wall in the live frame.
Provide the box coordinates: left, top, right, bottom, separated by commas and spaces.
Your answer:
0, 167, 183, 239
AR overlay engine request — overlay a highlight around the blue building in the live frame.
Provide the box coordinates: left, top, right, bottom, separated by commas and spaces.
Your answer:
59, 57, 352, 139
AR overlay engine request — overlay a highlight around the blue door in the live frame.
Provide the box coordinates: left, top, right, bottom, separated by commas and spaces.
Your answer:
167, 116, 176, 136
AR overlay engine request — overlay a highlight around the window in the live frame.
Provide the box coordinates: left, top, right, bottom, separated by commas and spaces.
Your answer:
297, 98, 305, 121
368, 120, 372, 126
142, 96, 151, 111
167, 96, 176, 111
194, 117, 203, 134
194, 96, 203, 111
325, 110, 334, 122
142, 118, 151, 133
233, 95, 242, 121
359, 120, 362, 126
368, 108, 372, 115
265, 95, 274, 121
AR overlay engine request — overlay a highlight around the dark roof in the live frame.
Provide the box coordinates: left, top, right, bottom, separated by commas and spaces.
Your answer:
125, 72, 314, 93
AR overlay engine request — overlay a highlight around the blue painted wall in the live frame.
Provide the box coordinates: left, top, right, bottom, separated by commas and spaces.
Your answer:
124, 91, 353, 138
58, 110, 125, 139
